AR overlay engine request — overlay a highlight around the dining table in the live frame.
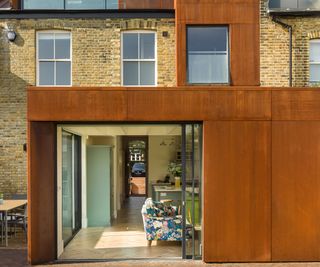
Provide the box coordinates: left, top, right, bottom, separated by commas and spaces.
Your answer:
0, 199, 27, 247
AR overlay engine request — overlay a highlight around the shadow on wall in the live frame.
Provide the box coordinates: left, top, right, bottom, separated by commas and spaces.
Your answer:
0, 25, 30, 197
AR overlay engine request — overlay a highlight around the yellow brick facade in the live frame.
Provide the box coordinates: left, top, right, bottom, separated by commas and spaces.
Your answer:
0, 18, 176, 195
261, 0, 320, 87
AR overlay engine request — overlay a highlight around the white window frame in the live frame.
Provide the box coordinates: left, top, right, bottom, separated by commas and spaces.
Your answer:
121, 30, 157, 87
310, 39, 320, 84
36, 31, 72, 87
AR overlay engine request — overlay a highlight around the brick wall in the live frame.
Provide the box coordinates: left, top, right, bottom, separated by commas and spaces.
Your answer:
260, 0, 320, 87
0, 18, 176, 195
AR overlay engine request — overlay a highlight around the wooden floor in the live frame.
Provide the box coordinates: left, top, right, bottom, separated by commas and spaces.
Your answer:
60, 197, 182, 260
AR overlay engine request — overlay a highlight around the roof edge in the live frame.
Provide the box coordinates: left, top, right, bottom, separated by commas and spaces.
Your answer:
0, 9, 175, 19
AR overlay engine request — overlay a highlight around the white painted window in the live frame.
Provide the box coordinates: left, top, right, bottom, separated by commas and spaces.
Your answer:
37, 31, 72, 86
310, 39, 320, 83
121, 31, 157, 86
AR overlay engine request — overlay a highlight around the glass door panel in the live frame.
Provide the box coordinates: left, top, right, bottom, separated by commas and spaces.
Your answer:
62, 131, 73, 244
182, 124, 202, 259
62, 130, 82, 245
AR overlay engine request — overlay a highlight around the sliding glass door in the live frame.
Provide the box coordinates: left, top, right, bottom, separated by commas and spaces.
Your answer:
182, 124, 202, 259
62, 130, 81, 245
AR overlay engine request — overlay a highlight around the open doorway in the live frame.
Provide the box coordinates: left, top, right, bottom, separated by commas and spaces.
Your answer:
56, 123, 202, 261
124, 136, 148, 197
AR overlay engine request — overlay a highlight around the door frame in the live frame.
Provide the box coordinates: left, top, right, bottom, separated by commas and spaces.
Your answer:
181, 123, 203, 260
57, 128, 82, 257
55, 122, 203, 261
123, 136, 149, 198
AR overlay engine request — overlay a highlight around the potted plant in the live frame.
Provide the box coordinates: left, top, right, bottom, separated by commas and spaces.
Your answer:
0, 193, 3, 204
168, 162, 182, 188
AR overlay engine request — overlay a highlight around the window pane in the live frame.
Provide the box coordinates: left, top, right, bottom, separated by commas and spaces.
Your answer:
188, 54, 229, 84
140, 62, 155, 85
66, 0, 105, 9
106, 0, 118, 9
56, 62, 71, 85
188, 27, 227, 52
310, 41, 320, 62
123, 62, 139, 85
23, 0, 64, 9
310, 64, 320, 82
39, 62, 54, 85
140, 33, 155, 59
38, 33, 54, 59
269, 0, 298, 9
123, 33, 138, 59
299, 0, 320, 9
187, 26, 229, 84
55, 33, 71, 59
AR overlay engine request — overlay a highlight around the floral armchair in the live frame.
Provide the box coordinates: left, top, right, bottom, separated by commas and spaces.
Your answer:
141, 198, 182, 245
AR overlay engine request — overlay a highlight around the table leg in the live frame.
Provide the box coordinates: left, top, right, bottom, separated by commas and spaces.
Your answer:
5, 211, 8, 247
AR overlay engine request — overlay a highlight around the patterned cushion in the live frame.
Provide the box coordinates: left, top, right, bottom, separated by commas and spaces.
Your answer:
141, 198, 182, 241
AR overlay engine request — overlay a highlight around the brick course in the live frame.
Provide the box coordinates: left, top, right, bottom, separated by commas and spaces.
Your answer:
1, 1, 319, 194
0, 18, 175, 195
260, 0, 320, 87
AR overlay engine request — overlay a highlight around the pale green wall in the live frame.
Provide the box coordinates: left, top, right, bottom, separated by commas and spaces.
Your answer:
87, 146, 111, 227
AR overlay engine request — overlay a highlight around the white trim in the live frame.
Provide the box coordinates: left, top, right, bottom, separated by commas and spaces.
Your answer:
81, 135, 88, 228
36, 30, 72, 87
310, 39, 320, 83
56, 127, 64, 258
121, 30, 157, 87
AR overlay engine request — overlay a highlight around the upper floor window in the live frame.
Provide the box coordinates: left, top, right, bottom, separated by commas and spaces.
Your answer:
24, 0, 64, 9
23, 0, 118, 10
37, 32, 72, 86
66, 0, 118, 9
187, 26, 229, 84
121, 32, 156, 86
310, 39, 320, 84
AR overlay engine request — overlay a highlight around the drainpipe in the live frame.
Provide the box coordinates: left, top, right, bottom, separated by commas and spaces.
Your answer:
272, 17, 293, 87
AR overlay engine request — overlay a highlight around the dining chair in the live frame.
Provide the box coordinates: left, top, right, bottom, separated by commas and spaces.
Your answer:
8, 204, 28, 241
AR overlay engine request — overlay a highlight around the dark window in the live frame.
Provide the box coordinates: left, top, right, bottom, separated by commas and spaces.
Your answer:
23, 0, 118, 9
187, 26, 229, 84
269, 0, 320, 11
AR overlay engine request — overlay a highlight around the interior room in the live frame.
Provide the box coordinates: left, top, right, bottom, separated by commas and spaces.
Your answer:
56, 124, 202, 260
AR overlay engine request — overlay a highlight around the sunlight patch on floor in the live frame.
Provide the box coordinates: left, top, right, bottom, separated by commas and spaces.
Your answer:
95, 230, 155, 249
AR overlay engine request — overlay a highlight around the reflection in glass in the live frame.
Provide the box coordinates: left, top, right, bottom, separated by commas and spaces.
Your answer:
310, 64, 320, 82
140, 62, 155, 85
123, 33, 139, 59
122, 32, 156, 86
62, 132, 73, 243
23, 0, 64, 9
55, 34, 71, 59
140, 33, 155, 59
183, 124, 202, 259
24, 0, 119, 9
123, 62, 139, 85
38, 33, 54, 59
37, 32, 71, 86
269, 0, 320, 9
39, 62, 54, 85
66, 0, 105, 9
56, 62, 71, 85
187, 26, 229, 84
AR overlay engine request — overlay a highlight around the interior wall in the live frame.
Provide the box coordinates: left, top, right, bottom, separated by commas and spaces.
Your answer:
87, 136, 116, 218
148, 136, 179, 197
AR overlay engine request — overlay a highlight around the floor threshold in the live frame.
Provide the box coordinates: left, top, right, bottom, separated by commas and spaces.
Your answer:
54, 257, 188, 264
